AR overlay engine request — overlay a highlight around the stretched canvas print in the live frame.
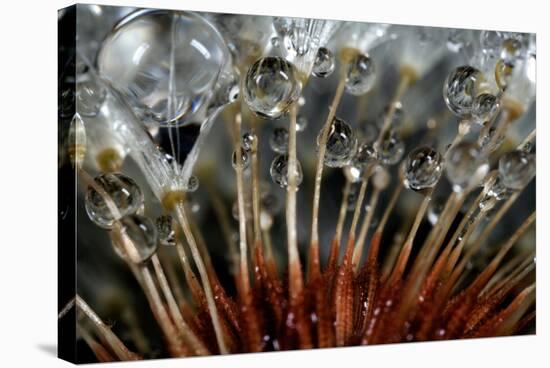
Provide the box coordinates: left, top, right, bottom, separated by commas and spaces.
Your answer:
58, 3, 536, 364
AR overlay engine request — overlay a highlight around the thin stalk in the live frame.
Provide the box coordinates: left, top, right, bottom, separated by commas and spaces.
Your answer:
352, 187, 381, 271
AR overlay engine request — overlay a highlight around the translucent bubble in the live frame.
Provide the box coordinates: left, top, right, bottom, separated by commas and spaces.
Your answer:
296, 115, 308, 132
445, 142, 489, 192
232, 149, 251, 170
241, 132, 257, 152
269, 127, 289, 154
270, 154, 303, 188
498, 150, 535, 190
345, 53, 376, 95
76, 78, 106, 117
85, 173, 144, 229
186, 175, 199, 192
404, 146, 443, 191
428, 196, 445, 225
312, 47, 335, 78
98, 9, 229, 125
114, 214, 158, 264
354, 143, 378, 168
377, 102, 404, 129
374, 130, 405, 165
243, 56, 302, 119
443, 65, 484, 118
500, 38, 523, 67
472, 93, 500, 124
318, 117, 357, 168
156, 215, 176, 246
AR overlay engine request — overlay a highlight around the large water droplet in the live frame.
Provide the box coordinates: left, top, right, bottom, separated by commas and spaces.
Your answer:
318, 117, 357, 168
498, 150, 535, 190
345, 53, 376, 95
443, 65, 484, 118
404, 146, 443, 191
312, 47, 335, 78
243, 56, 302, 119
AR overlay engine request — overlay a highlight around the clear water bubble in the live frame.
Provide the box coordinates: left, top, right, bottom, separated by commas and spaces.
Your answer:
76, 78, 106, 117
243, 56, 302, 119
345, 53, 376, 96
232, 149, 251, 170
312, 47, 335, 78
98, 9, 229, 125
318, 117, 357, 168
445, 142, 489, 192
428, 196, 445, 225
354, 143, 378, 167
374, 130, 405, 165
114, 214, 158, 264
498, 150, 535, 190
156, 215, 176, 246
269, 127, 289, 154
186, 175, 199, 192
472, 93, 500, 124
241, 132, 257, 152
296, 115, 308, 132
404, 146, 443, 191
85, 172, 144, 229
270, 154, 303, 188
443, 65, 484, 118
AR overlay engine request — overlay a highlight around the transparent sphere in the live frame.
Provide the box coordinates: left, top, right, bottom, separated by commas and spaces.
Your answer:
374, 130, 405, 165
498, 150, 535, 190
156, 215, 176, 246
445, 142, 489, 192
98, 9, 229, 125
345, 53, 376, 96
354, 143, 378, 167
296, 115, 308, 132
232, 149, 251, 170
114, 214, 158, 264
85, 172, 143, 229
472, 93, 500, 124
443, 65, 484, 118
269, 127, 289, 154
404, 146, 443, 191
270, 154, 303, 188
241, 132, 257, 152
243, 56, 302, 119
76, 78, 106, 117
312, 47, 335, 78
186, 175, 199, 192
318, 117, 357, 168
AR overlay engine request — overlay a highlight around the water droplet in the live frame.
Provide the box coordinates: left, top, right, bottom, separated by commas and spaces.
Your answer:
98, 10, 229, 125
76, 78, 106, 117
113, 214, 158, 264
404, 146, 443, 191
186, 175, 199, 192
296, 115, 308, 132
270, 154, 303, 188
472, 93, 500, 124
269, 127, 289, 154
443, 65, 484, 118
312, 47, 335, 78
241, 132, 257, 152
498, 150, 535, 190
232, 149, 251, 170
156, 215, 176, 246
345, 53, 376, 95
428, 196, 445, 225
374, 130, 405, 165
318, 117, 357, 168
445, 142, 489, 192
243, 56, 302, 119
85, 173, 144, 229
69, 114, 86, 169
